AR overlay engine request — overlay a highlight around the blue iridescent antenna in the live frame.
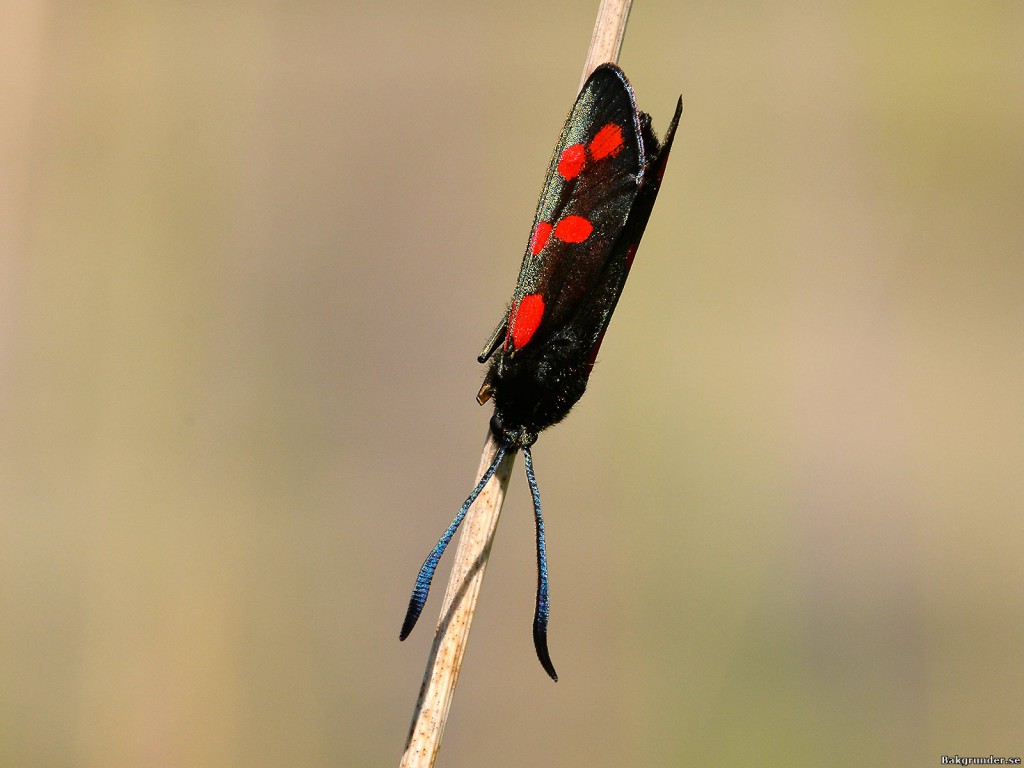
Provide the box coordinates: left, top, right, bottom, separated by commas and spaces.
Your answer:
524, 446, 557, 681
399, 443, 507, 641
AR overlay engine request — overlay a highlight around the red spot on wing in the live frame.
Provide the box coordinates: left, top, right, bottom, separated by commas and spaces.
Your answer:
554, 215, 593, 243
557, 144, 586, 179
511, 294, 545, 348
588, 123, 624, 160
530, 221, 553, 255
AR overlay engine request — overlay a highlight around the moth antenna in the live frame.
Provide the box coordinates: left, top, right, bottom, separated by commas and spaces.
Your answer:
400, 442, 508, 640
524, 446, 558, 681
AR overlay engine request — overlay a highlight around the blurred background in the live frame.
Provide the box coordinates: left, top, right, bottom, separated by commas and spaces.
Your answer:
2, 1, 1022, 765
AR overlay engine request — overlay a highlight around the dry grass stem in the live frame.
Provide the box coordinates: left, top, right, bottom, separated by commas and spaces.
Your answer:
399, 432, 513, 767
399, 3, 633, 765
580, 0, 634, 89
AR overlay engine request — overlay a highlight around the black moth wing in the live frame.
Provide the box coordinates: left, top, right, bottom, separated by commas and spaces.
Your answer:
480, 64, 680, 441
500, 91, 681, 439
509, 66, 645, 348
478, 64, 645, 365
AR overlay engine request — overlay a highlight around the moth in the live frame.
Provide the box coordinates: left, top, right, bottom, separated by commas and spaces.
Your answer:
401, 64, 682, 681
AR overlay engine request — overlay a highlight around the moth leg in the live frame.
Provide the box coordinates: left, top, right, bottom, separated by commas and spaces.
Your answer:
477, 319, 507, 364
476, 378, 494, 406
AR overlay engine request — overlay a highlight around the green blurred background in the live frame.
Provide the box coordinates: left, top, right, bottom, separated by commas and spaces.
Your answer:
3, 1, 1022, 765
